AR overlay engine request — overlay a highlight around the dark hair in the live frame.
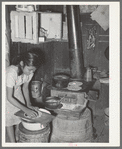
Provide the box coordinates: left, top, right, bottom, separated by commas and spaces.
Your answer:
12, 50, 43, 75
12, 51, 42, 67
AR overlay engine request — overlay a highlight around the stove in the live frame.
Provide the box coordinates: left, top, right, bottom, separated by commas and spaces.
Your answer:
51, 80, 95, 104
49, 80, 96, 118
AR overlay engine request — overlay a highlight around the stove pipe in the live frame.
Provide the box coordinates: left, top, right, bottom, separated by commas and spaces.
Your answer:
66, 5, 84, 80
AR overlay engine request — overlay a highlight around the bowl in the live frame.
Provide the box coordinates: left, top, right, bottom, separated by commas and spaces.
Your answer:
44, 96, 62, 109
21, 108, 51, 131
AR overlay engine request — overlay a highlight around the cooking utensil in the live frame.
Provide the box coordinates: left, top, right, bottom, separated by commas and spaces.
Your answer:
84, 67, 93, 82
45, 104, 63, 111
67, 81, 83, 91
52, 74, 70, 88
24, 110, 42, 119
21, 108, 51, 131
14, 109, 55, 124
44, 96, 64, 109
67, 86, 82, 91
31, 81, 42, 98
21, 119, 45, 131
46, 95, 66, 104
68, 81, 83, 87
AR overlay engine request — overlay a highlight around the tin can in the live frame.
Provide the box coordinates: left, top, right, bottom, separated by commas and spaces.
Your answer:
31, 81, 42, 98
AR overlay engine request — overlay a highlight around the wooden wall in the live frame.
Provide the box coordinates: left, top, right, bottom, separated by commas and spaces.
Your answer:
81, 13, 109, 71
7, 5, 109, 83
10, 41, 70, 83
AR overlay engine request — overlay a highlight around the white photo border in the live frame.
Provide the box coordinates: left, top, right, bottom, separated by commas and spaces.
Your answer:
2, 1, 120, 147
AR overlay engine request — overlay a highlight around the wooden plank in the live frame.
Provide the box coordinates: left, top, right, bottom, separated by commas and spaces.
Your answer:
32, 12, 38, 44
26, 16, 33, 39
10, 11, 15, 40
98, 35, 109, 42
15, 15, 19, 38
18, 15, 25, 39
10, 11, 20, 42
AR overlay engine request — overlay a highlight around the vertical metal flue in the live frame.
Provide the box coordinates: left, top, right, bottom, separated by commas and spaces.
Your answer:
66, 5, 84, 80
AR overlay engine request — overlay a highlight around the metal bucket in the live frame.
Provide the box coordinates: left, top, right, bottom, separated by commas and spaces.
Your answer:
31, 81, 42, 98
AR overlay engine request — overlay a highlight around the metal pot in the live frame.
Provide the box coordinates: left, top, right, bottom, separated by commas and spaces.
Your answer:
52, 74, 70, 88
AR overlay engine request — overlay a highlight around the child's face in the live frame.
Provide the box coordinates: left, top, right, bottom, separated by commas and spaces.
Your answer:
23, 65, 37, 76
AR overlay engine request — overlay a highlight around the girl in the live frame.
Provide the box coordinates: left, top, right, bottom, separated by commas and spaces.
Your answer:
6, 50, 42, 142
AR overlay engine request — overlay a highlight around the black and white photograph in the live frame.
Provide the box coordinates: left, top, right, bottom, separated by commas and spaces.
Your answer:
2, 1, 120, 147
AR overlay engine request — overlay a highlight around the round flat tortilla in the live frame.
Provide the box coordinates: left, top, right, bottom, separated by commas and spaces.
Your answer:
24, 110, 42, 119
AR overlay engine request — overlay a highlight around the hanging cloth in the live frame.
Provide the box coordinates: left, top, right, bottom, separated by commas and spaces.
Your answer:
90, 5, 109, 31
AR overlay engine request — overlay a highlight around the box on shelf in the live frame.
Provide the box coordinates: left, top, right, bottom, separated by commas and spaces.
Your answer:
39, 12, 62, 40
10, 11, 38, 44
10, 11, 62, 44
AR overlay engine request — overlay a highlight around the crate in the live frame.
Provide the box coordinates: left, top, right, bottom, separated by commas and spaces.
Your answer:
10, 11, 38, 44
10, 11, 62, 44
39, 12, 62, 39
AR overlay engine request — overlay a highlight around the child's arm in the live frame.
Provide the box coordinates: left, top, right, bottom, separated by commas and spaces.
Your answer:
6, 87, 38, 117
22, 82, 39, 110
22, 82, 31, 107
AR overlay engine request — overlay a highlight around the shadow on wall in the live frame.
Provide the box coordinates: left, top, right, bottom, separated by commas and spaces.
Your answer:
29, 47, 46, 82
28, 47, 46, 65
